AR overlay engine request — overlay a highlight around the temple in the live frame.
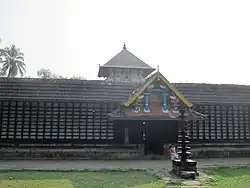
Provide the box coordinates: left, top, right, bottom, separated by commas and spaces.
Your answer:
0, 44, 250, 162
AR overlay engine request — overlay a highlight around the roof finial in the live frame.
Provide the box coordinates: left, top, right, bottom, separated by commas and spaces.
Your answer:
157, 65, 160, 80
123, 42, 127, 50
157, 65, 159, 72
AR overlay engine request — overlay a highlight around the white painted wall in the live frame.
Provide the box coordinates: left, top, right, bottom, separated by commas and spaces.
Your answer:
106, 68, 145, 83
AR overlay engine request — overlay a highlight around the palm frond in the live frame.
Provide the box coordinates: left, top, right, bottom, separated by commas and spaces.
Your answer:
2, 59, 9, 65
1, 44, 26, 78
0, 48, 5, 56
15, 60, 26, 66
18, 63, 26, 72
15, 55, 24, 61
2, 62, 10, 69
4, 46, 11, 54
17, 52, 24, 56
19, 66, 26, 74
1, 66, 9, 74
3, 50, 12, 58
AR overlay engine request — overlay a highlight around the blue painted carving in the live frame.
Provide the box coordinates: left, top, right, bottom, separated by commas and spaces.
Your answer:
132, 104, 139, 113
170, 95, 180, 113
146, 84, 154, 93
144, 93, 150, 112
162, 93, 168, 113
160, 84, 166, 90
149, 84, 154, 89
132, 95, 145, 113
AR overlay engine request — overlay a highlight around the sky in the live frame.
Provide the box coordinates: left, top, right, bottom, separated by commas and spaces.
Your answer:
0, 0, 250, 84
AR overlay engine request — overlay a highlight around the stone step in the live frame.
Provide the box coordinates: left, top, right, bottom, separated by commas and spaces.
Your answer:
180, 171, 196, 179
167, 179, 205, 188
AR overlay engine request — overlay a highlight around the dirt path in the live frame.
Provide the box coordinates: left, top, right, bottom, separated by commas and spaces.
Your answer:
0, 158, 249, 171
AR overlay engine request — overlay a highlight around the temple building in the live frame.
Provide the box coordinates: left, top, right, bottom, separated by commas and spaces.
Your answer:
98, 44, 155, 83
0, 44, 250, 155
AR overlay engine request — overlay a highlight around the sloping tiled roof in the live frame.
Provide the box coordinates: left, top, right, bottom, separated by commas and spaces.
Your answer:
98, 46, 155, 77
175, 83, 250, 104
1, 77, 250, 104
102, 48, 153, 69
0, 78, 136, 102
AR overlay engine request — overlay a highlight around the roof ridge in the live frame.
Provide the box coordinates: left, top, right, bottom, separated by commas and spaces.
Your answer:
2, 77, 250, 87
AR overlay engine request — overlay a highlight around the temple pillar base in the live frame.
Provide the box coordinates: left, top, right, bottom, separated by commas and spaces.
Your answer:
172, 159, 198, 179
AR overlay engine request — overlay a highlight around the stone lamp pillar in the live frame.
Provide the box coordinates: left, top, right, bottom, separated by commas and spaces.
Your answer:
172, 104, 198, 179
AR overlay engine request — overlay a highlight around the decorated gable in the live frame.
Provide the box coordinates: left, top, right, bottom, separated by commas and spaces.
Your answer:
117, 71, 194, 119
131, 80, 182, 114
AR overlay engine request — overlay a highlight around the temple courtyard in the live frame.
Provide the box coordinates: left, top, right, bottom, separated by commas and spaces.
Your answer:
0, 158, 249, 187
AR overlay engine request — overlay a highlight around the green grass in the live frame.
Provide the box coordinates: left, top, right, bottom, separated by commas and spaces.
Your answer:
0, 170, 166, 188
0, 180, 73, 188
204, 166, 250, 188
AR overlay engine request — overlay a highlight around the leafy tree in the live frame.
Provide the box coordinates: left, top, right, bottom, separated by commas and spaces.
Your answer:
37, 68, 67, 79
0, 44, 26, 78
37, 68, 85, 80
37, 68, 53, 79
0, 39, 4, 75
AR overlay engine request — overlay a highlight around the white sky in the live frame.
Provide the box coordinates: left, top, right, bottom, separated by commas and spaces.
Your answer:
0, 0, 250, 84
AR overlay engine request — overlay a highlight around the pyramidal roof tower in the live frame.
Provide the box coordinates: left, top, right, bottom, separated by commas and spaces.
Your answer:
98, 44, 155, 83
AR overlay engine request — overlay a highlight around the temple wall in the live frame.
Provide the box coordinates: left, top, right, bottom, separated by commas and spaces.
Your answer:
189, 104, 250, 143
0, 100, 118, 144
0, 99, 250, 145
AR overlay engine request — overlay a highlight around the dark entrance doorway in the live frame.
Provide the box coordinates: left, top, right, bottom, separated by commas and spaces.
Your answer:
142, 120, 178, 155
114, 119, 178, 155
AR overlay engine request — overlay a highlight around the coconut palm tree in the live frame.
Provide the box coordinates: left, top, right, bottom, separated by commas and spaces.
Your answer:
0, 38, 3, 62
0, 40, 5, 76
0, 44, 26, 78
0, 49, 3, 62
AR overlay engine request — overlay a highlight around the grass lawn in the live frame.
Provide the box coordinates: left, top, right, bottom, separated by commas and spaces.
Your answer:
204, 166, 250, 188
0, 170, 166, 188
